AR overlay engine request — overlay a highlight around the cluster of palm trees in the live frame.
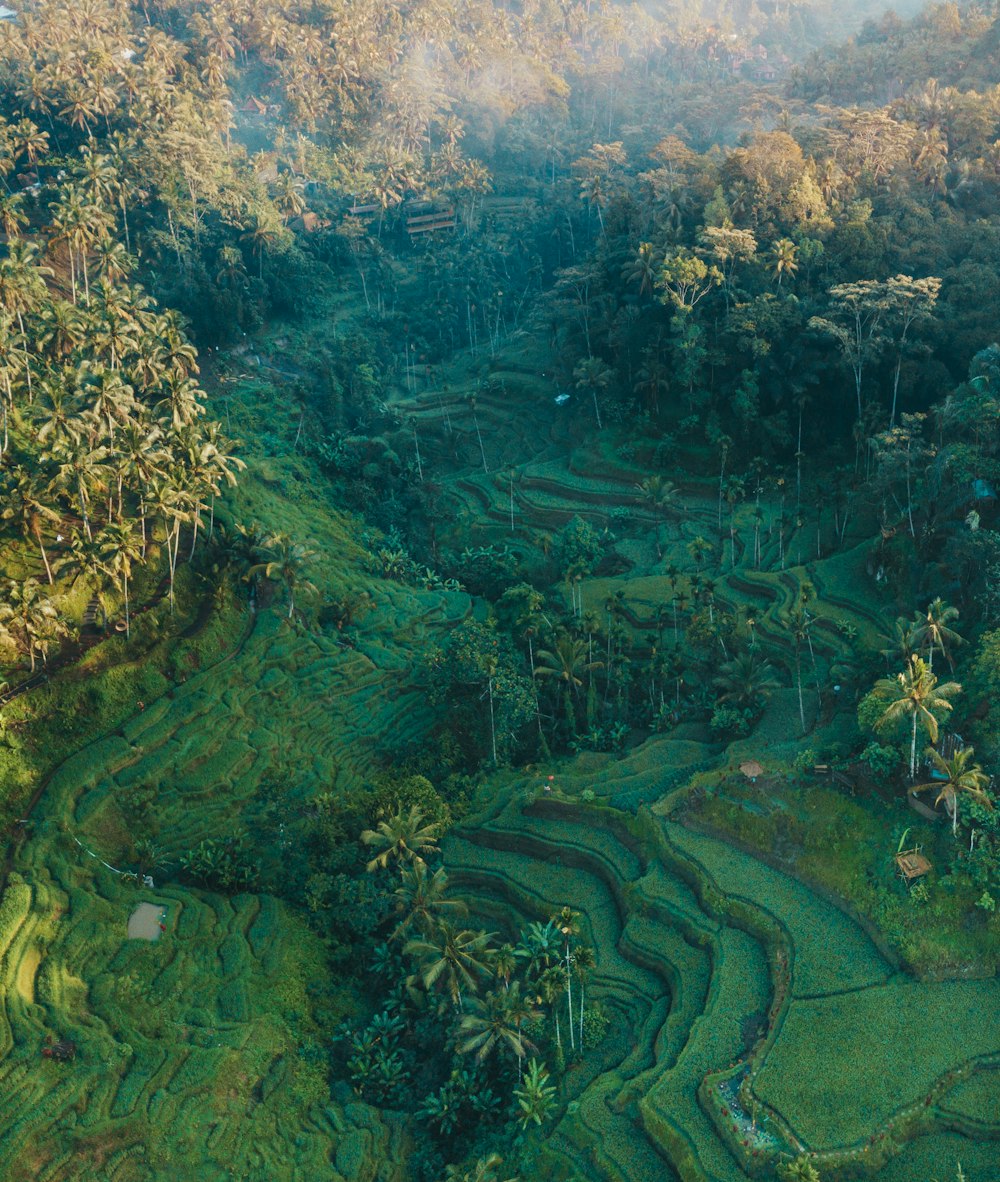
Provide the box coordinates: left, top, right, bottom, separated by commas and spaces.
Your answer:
869, 598, 994, 831
0, 173, 242, 667
351, 805, 598, 1128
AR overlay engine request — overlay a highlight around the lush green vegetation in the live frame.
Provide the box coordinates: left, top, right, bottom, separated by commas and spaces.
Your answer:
1, 0, 1000, 1179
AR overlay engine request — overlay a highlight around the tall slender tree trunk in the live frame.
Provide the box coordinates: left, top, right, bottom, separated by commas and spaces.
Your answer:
565, 949, 575, 1051
488, 676, 498, 764
910, 712, 918, 780
35, 527, 54, 585
78, 477, 92, 540
796, 646, 806, 734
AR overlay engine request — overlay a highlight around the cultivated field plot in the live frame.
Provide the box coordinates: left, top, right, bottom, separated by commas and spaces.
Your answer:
0, 527, 466, 1181
444, 794, 1000, 1182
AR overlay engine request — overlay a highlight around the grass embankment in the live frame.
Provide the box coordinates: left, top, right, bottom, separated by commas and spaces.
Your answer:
447, 790, 1000, 1182
0, 440, 470, 1180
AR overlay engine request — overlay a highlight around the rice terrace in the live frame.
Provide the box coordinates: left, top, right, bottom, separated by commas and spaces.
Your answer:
0, 1, 999, 1180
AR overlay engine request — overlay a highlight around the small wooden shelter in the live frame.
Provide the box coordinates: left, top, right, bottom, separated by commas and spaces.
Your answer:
739, 759, 764, 783
895, 847, 932, 886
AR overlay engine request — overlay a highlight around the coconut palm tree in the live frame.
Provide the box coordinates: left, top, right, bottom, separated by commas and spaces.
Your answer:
913, 746, 991, 836
874, 655, 961, 780
534, 635, 601, 697
0, 578, 65, 673
515, 919, 561, 987
248, 532, 317, 620
573, 356, 612, 430
714, 652, 780, 714
789, 607, 811, 734
881, 615, 921, 671
1, 468, 61, 585
98, 522, 143, 640
49, 438, 111, 542
391, 862, 467, 939
536, 964, 568, 1049
574, 943, 596, 1049
361, 805, 440, 872
769, 238, 799, 287
493, 943, 517, 990
623, 241, 658, 298
404, 922, 495, 1010
913, 597, 962, 671
144, 477, 187, 612
552, 906, 581, 1050
636, 475, 679, 557
0, 240, 52, 399
457, 983, 540, 1069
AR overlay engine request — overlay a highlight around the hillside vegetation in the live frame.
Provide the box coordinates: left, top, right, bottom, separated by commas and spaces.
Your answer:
1, 1, 999, 1180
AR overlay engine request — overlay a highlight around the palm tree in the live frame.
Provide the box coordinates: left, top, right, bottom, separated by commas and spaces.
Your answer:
392, 862, 467, 939
874, 655, 961, 780
361, 805, 440, 872
789, 607, 811, 734
1, 468, 61, 585
914, 597, 962, 671
574, 943, 596, 1050
442, 1153, 518, 1182
144, 478, 187, 612
535, 634, 603, 736
552, 906, 581, 1051
240, 207, 281, 279
515, 919, 561, 987
537, 964, 567, 1049
98, 523, 143, 640
494, 943, 517, 990
881, 615, 920, 671
50, 438, 110, 542
0, 240, 53, 399
636, 475, 679, 558
573, 356, 612, 430
404, 922, 495, 1010
0, 578, 66, 672
0, 194, 28, 240
534, 635, 601, 697
457, 983, 539, 1068
769, 238, 799, 287
513, 1059, 556, 1127
714, 652, 780, 714
623, 241, 658, 298
248, 533, 317, 619
913, 746, 991, 836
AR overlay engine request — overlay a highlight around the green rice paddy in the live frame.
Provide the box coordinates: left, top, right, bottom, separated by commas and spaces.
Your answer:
1, 325, 996, 1182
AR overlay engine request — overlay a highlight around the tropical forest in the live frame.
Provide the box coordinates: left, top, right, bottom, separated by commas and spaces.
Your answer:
0, 0, 999, 1179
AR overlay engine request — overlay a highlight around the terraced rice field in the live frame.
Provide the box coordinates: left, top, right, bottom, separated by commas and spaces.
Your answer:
444, 795, 1000, 1182
0, 493, 469, 1181
397, 360, 890, 750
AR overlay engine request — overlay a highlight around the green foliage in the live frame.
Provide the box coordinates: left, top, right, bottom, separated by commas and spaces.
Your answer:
427, 619, 535, 767
177, 834, 259, 892
552, 517, 613, 577
514, 1059, 556, 1127
778, 1156, 822, 1182
861, 741, 902, 779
